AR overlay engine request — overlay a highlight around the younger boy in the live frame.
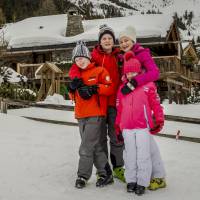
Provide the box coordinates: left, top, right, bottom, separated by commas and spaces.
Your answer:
68, 41, 114, 189
69, 25, 125, 182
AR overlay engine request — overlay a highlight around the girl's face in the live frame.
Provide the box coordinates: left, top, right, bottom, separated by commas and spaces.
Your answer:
75, 57, 90, 69
119, 36, 134, 52
100, 34, 114, 52
126, 72, 138, 81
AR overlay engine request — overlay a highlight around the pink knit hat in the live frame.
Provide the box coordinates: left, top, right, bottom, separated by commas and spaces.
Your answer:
123, 51, 141, 74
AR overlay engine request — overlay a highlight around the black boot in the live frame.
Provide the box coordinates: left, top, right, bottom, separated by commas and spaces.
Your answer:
75, 177, 87, 189
105, 162, 113, 176
96, 175, 114, 187
135, 184, 145, 195
127, 182, 136, 192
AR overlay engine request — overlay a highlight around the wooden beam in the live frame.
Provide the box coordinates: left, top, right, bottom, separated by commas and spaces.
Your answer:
164, 77, 184, 86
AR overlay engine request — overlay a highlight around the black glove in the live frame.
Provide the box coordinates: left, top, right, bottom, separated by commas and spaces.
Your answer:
121, 79, 137, 95
117, 132, 124, 143
67, 78, 84, 93
78, 85, 98, 100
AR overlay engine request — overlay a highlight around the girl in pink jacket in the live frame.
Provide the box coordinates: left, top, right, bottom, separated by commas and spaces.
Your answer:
115, 51, 164, 196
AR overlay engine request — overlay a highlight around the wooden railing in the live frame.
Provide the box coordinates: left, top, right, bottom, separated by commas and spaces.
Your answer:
153, 56, 181, 75
191, 72, 200, 81
153, 56, 196, 81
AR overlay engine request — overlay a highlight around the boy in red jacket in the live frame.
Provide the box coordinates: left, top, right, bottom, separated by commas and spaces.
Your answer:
69, 25, 125, 182
68, 41, 114, 189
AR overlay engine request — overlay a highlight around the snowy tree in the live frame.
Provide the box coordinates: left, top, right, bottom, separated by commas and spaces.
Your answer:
187, 85, 200, 103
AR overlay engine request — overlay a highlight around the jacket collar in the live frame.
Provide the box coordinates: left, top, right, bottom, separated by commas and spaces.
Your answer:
93, 44, 120, 56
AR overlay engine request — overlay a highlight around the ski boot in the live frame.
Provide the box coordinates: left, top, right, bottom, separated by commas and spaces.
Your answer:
135, 184, 145, 196
148, 178, 166, 190
96, 174, 114, 187
75, 176, 87, 189
113, 167, 125, 182
127, 182, 136, 192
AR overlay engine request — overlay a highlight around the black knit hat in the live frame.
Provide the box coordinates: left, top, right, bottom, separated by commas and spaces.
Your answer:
98, 24, 116, 44
72, 40, 91, 62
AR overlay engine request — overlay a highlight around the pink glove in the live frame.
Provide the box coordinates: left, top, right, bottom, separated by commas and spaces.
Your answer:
150, 121, 164, 134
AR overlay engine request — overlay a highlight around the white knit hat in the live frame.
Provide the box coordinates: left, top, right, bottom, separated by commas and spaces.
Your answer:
119, 26, 136, 43
72, 40, 91, 62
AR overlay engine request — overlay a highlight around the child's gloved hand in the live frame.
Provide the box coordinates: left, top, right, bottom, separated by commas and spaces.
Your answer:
117, 132, 124, 143
121, 79, 137, 95
150, 121, 164, 134
68, 77, 84, 93
78, 85, 98, 100
115, 124, 123, 143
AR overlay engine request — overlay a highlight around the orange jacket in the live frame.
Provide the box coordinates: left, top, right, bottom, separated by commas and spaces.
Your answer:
70, 63, 113, 119
69, 46, 120, 107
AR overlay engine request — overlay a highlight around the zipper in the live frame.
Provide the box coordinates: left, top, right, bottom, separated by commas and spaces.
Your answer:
143, 105, 150, 129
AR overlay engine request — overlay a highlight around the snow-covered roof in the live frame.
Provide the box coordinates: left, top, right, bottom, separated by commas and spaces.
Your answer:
35, 62, 63, 76
182, 42, 190, 50
1, 14, 174, 49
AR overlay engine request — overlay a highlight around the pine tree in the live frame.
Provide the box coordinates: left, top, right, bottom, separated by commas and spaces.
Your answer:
0, 8, 6, 25
197, 36, 200, 43
35, 0, 58, 16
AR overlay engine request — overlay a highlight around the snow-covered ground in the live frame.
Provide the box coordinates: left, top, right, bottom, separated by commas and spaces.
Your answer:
0, 113, 200, 200
7, 97, 200, 138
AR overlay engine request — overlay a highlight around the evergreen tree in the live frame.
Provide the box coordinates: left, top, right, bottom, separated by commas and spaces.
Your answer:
0, 8, 6, 25
35, 0, 58, 16
197, 36, 200, 43
183, 10, 188, 20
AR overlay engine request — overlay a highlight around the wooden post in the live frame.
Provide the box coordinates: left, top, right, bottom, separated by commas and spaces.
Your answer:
167, 82, 172, 104
57, 74, 60, 94
17, 63, 21, 74
0, 98, 7, 114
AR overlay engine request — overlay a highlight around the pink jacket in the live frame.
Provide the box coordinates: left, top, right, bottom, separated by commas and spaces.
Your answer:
118, 43, 160, 86
115, 81, 164, 131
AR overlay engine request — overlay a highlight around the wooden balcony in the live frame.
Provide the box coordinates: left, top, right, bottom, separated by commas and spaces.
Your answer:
153, 56, 181, 79
153, 56, 194, 81
191, 72, 200, 82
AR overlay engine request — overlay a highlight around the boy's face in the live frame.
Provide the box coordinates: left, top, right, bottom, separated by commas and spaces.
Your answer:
126, 72, 138, 81
100, 34, 114, 52
75, 57, 90, 69
119, 36, 134, 52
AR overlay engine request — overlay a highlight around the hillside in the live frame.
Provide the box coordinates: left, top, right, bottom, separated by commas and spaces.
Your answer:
0, 0, 200, 42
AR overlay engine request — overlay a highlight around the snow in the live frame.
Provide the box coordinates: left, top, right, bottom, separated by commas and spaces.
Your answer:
0, 14, 173, 48
0, 111, 200, 200
181, 41, 190, 50
1, 0, 200, 47
163, 103, 200, 118
38, 94, 70, 106
6, 100, 200, 139
0, 67, 27, 83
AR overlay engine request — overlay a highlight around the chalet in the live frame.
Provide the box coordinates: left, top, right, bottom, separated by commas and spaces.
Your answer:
0, 11, 199, 103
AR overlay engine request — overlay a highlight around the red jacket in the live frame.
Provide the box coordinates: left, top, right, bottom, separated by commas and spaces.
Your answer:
69, 45, 120, 107
69, 63, 113, 119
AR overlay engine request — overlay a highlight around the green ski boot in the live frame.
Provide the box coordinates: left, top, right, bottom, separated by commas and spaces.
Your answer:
148, 178, 166, 190
113, 167, 125, 183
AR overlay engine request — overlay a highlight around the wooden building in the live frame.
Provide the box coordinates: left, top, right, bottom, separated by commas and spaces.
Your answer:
35, 62, 63, 101
0, 14, 199, 103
